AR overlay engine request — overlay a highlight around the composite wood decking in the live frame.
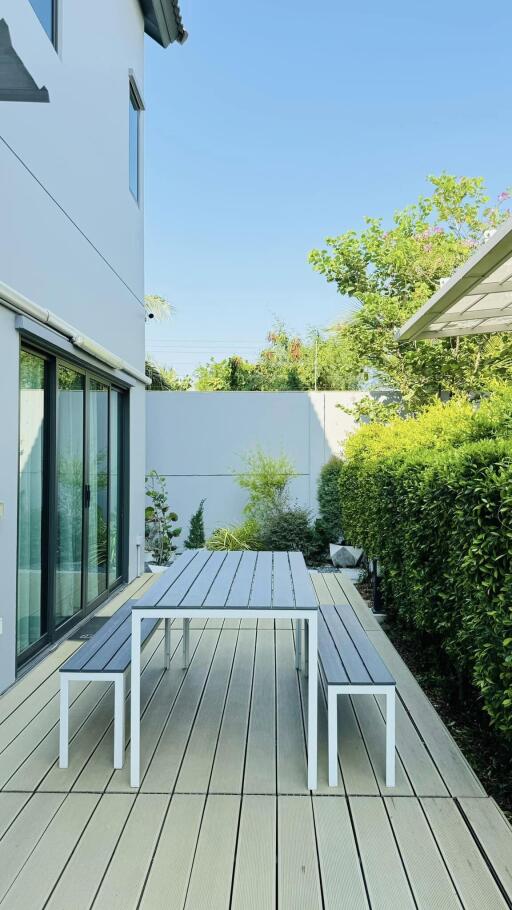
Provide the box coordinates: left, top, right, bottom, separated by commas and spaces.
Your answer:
0, 570, 511, 909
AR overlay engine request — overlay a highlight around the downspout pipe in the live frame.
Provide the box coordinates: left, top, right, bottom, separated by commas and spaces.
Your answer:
0, 279, 151, 386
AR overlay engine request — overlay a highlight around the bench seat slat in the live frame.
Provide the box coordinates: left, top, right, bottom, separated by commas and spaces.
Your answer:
335, 604, 395, 686
104, 618, 160, 672
321, 605, 372, 684
319, 604, 395, 687
59, 603, 132, 672
319, 615, 349, 685
60, 608, 159, 675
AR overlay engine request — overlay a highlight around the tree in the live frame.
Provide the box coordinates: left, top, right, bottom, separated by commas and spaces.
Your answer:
144, 294, 173, 320
184, 500, 206, 548
145, 357, 192, 391
309, 174, 512, 417
193, 321, 359, 391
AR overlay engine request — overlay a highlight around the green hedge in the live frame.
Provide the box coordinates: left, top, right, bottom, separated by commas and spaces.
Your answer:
339, 387, 512, 738
316, 457, 345, 547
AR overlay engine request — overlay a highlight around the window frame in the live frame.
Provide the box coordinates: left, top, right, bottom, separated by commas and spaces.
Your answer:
128, 77, 144, 203
28, 0, 58, 49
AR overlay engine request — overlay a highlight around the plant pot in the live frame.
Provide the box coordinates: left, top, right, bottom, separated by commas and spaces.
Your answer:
148, 563, 169, 574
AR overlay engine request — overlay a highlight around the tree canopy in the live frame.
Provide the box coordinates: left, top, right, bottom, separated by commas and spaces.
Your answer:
309, 174, 512, 417
194, 322, 360, 391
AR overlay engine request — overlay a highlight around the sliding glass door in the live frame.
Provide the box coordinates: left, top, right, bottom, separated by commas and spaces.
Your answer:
17, 350, 48, 656
86, 378, 109, 606
17, 346, 128, 664
55, 365, 84, 628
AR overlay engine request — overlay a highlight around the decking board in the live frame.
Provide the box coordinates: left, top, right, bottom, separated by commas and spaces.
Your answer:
0, 572, 510, 909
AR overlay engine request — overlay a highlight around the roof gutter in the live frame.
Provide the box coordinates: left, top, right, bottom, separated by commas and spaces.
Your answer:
0, 279, 151, 386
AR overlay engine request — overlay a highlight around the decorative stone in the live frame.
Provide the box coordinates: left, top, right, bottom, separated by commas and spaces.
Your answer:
330, 544, 364, 568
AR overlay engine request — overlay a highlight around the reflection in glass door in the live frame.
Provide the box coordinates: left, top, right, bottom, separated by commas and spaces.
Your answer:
17, 347, 127, 664
17, 350, 47, 655
109, 389, 123, 586
86, 379, 109, 605
55, 366, 84, 628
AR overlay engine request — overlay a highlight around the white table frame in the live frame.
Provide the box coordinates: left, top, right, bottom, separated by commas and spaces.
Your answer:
130, 607, 318, 790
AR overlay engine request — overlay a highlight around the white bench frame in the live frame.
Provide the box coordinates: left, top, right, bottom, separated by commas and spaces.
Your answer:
326, 683, 395, 787
59, 618, 173, 771
301, 616, 395, 788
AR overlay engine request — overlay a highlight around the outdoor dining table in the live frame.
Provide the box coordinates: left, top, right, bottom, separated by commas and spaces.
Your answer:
130, 548, 318, 789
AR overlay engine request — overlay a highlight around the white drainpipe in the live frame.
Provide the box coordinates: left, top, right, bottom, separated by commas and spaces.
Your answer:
0, 279, 151, 386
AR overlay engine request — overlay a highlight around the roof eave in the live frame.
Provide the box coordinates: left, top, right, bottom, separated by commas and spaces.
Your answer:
141, 0, 188, 48
398, 217, 512, 342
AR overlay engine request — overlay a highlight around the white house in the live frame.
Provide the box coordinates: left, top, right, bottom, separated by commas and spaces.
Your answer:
0, 0, 186, 692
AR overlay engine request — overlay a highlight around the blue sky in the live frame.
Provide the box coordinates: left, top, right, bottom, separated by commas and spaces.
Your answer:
144, 0, 511, 376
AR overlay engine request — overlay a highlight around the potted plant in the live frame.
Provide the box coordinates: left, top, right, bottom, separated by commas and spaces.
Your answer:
145, 470, 181, 572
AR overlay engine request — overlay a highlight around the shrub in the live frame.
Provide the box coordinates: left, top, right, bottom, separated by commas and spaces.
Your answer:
259, 507, 315, 560
315, 457, 345, 549
338, 386, 512, 739
235, 448, 296, 523
145, 470, 181, 565
185, 500, 206, 549
206, 520, 261, 551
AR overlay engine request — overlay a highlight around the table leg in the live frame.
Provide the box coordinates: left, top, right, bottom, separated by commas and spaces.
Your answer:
164, 619, 171, 669
130, 613, 142, 788
294, 619, 302, 670
183, 618, 190, 668
307, 614, 318, 790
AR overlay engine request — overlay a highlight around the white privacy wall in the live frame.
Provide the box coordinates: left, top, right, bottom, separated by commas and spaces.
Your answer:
146, 391, 364, 543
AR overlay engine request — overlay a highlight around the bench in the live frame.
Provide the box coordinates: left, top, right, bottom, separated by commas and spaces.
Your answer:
59, 600, 168, 770
318, 602, 396, 787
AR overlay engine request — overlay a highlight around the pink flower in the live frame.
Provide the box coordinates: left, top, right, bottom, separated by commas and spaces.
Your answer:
498, 190, 511, 202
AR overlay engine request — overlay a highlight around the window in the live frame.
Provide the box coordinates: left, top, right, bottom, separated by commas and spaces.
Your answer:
28, 0, 56, 45
129, 86, 141, 201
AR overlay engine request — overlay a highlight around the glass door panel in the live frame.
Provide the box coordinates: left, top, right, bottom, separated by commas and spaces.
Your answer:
86, 379, 109, 604
17, 350, 47, 655
108, 389, 123, 585
55, 366, 84, 627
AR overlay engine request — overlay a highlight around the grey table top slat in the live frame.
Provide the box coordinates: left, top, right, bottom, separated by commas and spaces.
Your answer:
337, 604, 395, 686
272, 552, 295, 607
225, 551, 257, 607
135, 549, 199, 608
203, 551, 244, 607
180, 552, 227, 607
155, 549, 212, 607
320, 605, 372, 684
249, 552, 273, 608
288, 551, 317, 607
134, 550, 317, 613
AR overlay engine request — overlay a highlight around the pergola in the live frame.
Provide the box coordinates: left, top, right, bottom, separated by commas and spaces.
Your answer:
398, 216, 512, 341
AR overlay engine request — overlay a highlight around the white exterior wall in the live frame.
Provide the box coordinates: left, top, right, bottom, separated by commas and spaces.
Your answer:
145, 391, 364, 545
0, 0, 148, 692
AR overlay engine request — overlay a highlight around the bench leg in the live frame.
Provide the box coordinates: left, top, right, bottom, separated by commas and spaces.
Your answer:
295, 619, 302, 670
183, 618, 190, 668
114, 675, 125, 769
59, 675, 69, 769
328, 688, 338, 786
307, 615, 318, 790
385, 687, 396, 787
164, 619, 171, 669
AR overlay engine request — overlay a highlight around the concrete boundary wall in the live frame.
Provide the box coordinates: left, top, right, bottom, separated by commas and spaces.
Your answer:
145, 391, 363, 543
